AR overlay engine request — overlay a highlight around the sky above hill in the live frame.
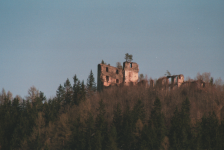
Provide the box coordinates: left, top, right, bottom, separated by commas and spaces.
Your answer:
0, 0, 224, 98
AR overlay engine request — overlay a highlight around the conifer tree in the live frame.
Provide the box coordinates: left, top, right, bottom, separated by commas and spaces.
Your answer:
73, 75, 86, 105
218, 119, 224, 149
141, 97, 165, 150
87, 70, 96, 95
73, 74, 79, 105
132, 100, 145, 123
85, 113, 95, 150
169, 98, 192, 150
200, 112, 219, 149
124, 53, 133, 62
81, 80, 86, 101
121, 105, 137, 150
106, 126, 118, 150
112, 103, 123, 148
56, 84, 65, 103
64, 78, 72, 105
94, 99, 107, 150
151, 97, 166, 149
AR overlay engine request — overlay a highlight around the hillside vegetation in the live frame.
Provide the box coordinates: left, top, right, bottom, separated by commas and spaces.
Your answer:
0, 73, 224, 150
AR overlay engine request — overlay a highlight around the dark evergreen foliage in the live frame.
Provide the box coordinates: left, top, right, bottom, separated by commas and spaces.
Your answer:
87, 70, 96, 95
141, 97, 166, 150
169, 98, 192, 150
73, 75, 86, 105
0, 75, 223, 150
200, 112, 219, 149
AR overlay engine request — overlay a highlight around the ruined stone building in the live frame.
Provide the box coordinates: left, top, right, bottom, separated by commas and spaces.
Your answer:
181, 79, 206, 88
97, 61, 207, 91
155, 74, 185, 90
97, 62, 139, 91
155, 74, 208, 90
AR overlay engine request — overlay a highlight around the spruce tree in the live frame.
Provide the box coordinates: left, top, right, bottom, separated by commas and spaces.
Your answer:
200, 112, 219, 149
94, 99, 107, 150
141, 97, 165, 150
106, 126, 118, 150
73, 75, 85, 105
151, 97, 166, 149
56, 84, 65, 103
85, 113, 95, 150
121, 105, 136, 150
87, 70, 96, 95
64, 78, 72, 105
113, 103, 123, 148
169, 98, 192, 150
217, 119, 224, 149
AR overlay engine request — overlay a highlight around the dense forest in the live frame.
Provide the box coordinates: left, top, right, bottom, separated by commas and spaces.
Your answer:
0, 70, 224, 150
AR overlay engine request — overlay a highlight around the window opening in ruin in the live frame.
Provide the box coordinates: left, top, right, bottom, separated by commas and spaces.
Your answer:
106, 76, 109, 82
130, 63, 132, 68
116, 79, 119, 83
116, 70, 119, 74
168, 78, 172, 84
179, 75, 181, 79
106, 67, 108, 72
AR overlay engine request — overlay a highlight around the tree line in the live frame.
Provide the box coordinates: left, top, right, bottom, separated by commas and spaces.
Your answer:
0, 71, 224, 150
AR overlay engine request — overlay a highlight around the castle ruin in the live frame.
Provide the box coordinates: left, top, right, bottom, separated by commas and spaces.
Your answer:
97, 62, 139, 91
97, 61, 206, 91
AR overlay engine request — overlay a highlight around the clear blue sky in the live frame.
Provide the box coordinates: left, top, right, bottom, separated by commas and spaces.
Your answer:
0, 0, 223, 98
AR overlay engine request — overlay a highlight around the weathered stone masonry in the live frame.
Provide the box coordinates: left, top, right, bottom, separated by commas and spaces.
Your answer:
97, 62, 139, 91
97, 61, 207, 91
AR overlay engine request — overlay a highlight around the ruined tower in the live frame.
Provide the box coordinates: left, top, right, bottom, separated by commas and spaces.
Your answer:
123, 62, 139, 86
97, 62, 139, 91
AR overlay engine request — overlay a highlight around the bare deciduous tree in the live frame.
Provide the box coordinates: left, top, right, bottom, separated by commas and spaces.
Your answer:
26, 86, 39, 102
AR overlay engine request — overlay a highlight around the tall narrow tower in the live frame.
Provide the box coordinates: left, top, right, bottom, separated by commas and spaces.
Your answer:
123, 62, 139, 85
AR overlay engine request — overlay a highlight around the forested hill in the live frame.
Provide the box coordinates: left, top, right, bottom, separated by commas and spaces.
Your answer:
0, 73, 224, 150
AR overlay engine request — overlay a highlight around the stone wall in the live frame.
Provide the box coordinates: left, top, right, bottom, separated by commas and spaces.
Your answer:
97, 62, 139, 91
123, 62, 139, 85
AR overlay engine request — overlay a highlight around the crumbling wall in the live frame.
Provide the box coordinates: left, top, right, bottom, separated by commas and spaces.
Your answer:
123, 62, 139, 85
177, 74, 184, 87
150, 79, 154, 88
182, 79, 206, 89
166, 74, 185, 89
97, 64, 123, 91
97, 61, 189, 91
97, 62, 139, 91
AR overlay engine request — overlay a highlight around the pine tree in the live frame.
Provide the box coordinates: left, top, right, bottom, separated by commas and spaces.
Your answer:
151, 97, 166, 149
121, 105, 136, 150
169, 98, 192, 150
140, 97, 166, 150
64, 78, 72, 105
85, 113, 95, 150
73, 75, 86, 105
217, 119, 224, 149
87, 70, 96, 96
106, 126, 118, 150
200, 112, 219, 149
132, 100, 145, 123
80, 80, 86, 101
113, 103, 123, 148
124, 53, 133, 62
56, 84, 65, 103
94, 99, 107, 150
